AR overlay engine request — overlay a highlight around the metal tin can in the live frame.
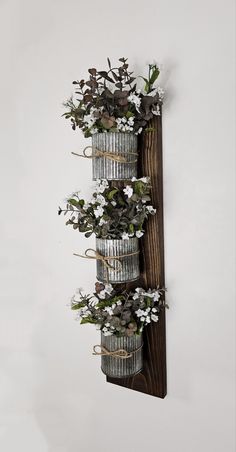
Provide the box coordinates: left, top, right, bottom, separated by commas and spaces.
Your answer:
101, 332, 143, 378
96, 238, 139, 284
92, 132, 138, 180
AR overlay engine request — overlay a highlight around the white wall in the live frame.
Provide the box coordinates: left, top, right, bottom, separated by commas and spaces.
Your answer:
0, 1, 235, 451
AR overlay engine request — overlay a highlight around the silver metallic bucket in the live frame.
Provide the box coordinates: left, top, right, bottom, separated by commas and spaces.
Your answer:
101, 333, 143, 378
92, 132, 138, 180
96, 238, 139, 284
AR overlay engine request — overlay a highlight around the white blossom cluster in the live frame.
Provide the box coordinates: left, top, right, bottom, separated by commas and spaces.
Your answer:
120, 178, 156, 239
133, 287, 162, 328
70, 284, 165, 337
116, 116, 135, 132
96, 283, 113, 300
89, 180, 109, 222
82, 106, 103, 134
95, 179, 109, 193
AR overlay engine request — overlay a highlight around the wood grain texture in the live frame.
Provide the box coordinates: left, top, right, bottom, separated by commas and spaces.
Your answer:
107, 114, 167, 398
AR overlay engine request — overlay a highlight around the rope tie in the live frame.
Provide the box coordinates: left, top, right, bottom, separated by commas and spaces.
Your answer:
73, 248, 139, 283
92, 344, 143, 359
71, 146, 138, 163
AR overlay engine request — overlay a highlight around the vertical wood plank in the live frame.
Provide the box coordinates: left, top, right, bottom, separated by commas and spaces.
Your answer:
107, 115, 167, 398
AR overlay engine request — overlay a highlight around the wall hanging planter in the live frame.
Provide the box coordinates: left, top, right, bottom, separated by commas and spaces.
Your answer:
96, 238, 139, 283
60, 57, 167, 399
92, 132, 138, 180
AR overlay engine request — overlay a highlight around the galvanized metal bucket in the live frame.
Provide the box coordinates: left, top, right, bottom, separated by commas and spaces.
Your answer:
92, 132, 138, 180
101, 333, 143, 378
96, 238, 140, 284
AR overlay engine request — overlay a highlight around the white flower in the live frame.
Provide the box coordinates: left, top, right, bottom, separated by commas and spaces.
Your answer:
98, 290, 106, 299
152, 307, 157, 313
116, 116, 134, 132
104, 306, 113, 315
136, 309, 145, 318
123, 185, 133, 198
128, 93, 141, 112
136, 127, 143, 135
146, 205, 156, 214
116, 300, 122, 306
157, 86, 165, 101
139, 177, 149, 183
105, 322, 110, 327
145, 292, 155, 298
103, 330, 113, 336
122, 232, 129, 240
151, 314, 159, 322
96, 194, 107, 206
99, 218, 107, 226
153, 291, 161, 302
102, 326, 113, 336
111, 200, 117, 206
152, 105, 161, 116
135, 287, 144, 294
133, 293, 139, 300
140, 316, 146, 322
80, 307, 91, 318
128, 116, 134, 126
136, 230, 144, 238
94, 206, 104, 218
146, 316, 151, 323
105, 284, 113, 295
83, 113, 96, 128
95, 179, 109, 193
90, 127, 98, 135
131, 177, 137, 182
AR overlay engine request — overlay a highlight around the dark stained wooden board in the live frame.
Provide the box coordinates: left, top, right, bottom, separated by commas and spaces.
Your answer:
107, 114, 167, 398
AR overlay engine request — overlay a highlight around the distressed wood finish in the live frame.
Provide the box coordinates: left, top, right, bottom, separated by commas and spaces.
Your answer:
107, 115, 167, 398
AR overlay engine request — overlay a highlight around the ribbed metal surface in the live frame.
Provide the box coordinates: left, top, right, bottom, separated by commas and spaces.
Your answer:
92, 132, 138, 180
96, 238, 139, 283
101, 333, 143, 378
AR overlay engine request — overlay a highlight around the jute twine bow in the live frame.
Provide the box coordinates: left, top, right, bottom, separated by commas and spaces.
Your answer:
71, 146, 138, 163
73, 248, 139, 283
92, 344, 143, 359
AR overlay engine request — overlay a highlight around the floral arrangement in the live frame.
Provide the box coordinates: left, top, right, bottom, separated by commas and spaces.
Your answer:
71, 282, 165, 337
58, 177, 156, 239
63, 57, 164, 137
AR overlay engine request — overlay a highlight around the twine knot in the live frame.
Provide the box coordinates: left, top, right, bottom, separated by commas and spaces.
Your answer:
73, 248, 139, 283
92, 345, 132, 359
71, 146, 138, 163
73, 248, 122, 270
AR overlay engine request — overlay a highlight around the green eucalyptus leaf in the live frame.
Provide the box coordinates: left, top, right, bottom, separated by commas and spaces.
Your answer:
80, 317, 97, 325
68, 198, 80, 208
107, 188, 118, 200
71, 302, 86, 310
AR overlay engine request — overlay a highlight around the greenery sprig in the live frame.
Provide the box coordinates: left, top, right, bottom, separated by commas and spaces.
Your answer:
71, 283, 166, 337
58, 177, 156, 239
63, 57, 164, 137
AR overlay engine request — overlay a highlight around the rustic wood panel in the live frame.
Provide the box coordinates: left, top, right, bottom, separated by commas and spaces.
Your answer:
107, 114, 167, 398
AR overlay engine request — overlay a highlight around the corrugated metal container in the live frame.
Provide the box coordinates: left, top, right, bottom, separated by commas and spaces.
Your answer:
92, 132, 138, 180
96, 238, 139, 283
101, 333, 143, 378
